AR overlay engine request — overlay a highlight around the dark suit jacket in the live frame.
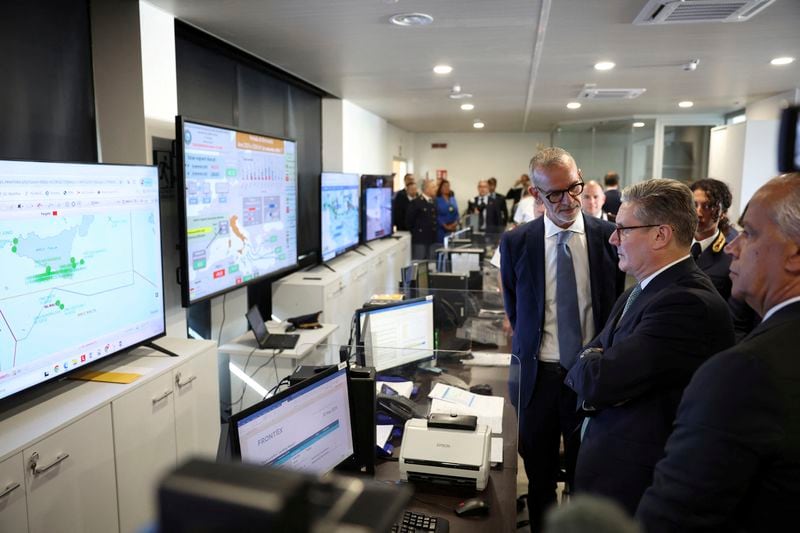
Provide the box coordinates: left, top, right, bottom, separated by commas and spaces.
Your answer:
405, 196, 438, 245
603, 188, 621, 215
499, 215, 624, 409
565, 258, 735, 515
637, 302, 800, 532
469, 195, 508, 231
393, 191, 412, 231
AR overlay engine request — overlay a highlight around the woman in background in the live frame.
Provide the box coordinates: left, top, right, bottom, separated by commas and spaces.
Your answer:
435, 179, 459, 243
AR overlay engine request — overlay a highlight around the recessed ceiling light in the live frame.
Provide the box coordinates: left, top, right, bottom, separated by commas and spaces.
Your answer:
566, 102, 582, 109
389, 13, 434, 26
433, 64, 453, 75
473, 120, 485, 129
770, 56, 795, 66
632, 122, 646, 128
678, 101, 694, 108
460, 103, 474, 111
594, 61, 616, 71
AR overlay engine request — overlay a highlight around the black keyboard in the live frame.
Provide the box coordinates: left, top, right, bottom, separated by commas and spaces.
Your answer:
391, 510, 449, 532
259, 333, 300, 350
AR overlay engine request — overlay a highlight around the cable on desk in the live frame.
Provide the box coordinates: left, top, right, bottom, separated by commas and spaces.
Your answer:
220, 346, 257, 410
216, 293, 227, 347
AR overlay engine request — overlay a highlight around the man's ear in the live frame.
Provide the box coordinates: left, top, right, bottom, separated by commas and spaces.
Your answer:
652, 224, 674, 250
785, 242, 800, 274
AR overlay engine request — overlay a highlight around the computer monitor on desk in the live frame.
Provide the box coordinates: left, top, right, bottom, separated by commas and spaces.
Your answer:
355, 296, 435, 372
399, 261, 430, 299
229, 364, 356, 475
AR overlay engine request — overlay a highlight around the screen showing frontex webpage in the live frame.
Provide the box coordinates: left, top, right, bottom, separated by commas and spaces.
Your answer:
182, 120, 298, 303
236, 367, 353, 475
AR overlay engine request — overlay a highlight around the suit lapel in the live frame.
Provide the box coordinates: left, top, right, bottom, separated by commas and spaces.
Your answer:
525, 219, 546, 324
584, 215, 606, 332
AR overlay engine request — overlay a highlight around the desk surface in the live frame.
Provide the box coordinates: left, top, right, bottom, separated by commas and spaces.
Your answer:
218, 322, 338, 359
374, 360, 517, 533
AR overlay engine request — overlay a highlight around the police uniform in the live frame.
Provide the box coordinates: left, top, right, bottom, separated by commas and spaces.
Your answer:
693, 230, 732, 299
406, 195, 439, 259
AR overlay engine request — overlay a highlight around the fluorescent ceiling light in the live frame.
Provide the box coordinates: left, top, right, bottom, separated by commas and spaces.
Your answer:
678, 101, 694, 108
632, 122, 646, 128
433, 64, 453, 74
594, 61, 616, 71
731, 114, 747, 125
566, 102, 582, 109
460, 103, 474, 111
390, 13, 434, 26
473, 120, 485, 129
770, 56, 795, 66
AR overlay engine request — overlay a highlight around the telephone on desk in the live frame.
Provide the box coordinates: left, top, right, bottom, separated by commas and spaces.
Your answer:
376, 393, 428, 421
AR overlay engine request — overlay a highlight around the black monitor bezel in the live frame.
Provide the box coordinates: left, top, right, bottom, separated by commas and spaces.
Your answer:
359, 174, 394, 244
175, 116, 300, 307
0, 158, 167, 405
319, 171, 361, 262
228, 364, 357, 473
353, 296, 435, 370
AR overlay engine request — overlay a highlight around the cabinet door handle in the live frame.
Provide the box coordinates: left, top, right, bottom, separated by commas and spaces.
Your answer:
29, 451, 70, 475
0, 481, 20, 498
152, 389, 174, 404
175, 372, 197, 388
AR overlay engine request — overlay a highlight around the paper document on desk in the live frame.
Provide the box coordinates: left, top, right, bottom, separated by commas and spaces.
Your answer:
376, 380, 413, 398
491, 437, 503, 464
376, 425, 393, 448
462, 352, 512, 367
428, 384, 504, 434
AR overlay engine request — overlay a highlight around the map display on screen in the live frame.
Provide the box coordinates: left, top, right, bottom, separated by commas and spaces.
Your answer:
321, 172, 359, 261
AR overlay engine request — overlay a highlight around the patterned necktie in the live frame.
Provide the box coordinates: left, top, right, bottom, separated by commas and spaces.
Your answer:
556, 230, 582, 369
621, 283, 643, 319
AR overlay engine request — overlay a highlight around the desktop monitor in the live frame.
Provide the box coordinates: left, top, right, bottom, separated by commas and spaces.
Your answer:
0, 160, 165, 402
360, 175, 393, 243
176, 117, 299, 306
230, 364, 356, 476
355, 296, 435, 372
320, 172, 360, 261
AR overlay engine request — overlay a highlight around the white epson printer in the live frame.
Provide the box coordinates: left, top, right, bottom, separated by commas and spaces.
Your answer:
398, 415, 491, 491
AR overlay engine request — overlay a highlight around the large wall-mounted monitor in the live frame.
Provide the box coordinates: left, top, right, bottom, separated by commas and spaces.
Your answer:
0, 160, 165, 401
360, 175, 393, 243
230, 364, 355, 476
176, 118, 298, 306
320, 172, 360, 262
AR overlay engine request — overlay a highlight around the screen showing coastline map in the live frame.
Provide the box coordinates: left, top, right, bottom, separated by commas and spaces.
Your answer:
360, 175, 393, 243
0, 160, 165, 401
321, 172, 360, 261
178, 119, 298, 305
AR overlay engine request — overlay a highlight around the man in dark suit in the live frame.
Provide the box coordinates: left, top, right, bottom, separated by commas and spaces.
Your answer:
565, 179, 735, 515
392, 176, 417, 231
500, 147, 625, 531
637, 173, 800, 532
602, 172, 621, 220
406, 179, 438, 259
469, 179, 508, 232
488, 176, 509, 224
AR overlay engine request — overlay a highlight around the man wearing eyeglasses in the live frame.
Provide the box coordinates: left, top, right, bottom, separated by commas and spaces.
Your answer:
565, 179, 734, 515
499, 147, 625, 531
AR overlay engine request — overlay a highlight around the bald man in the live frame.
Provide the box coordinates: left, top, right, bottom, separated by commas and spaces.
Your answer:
581, 181, 608, 221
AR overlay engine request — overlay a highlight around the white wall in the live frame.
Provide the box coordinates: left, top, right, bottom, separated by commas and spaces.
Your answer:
413, 132, 550, 212
709, 123, 746, 221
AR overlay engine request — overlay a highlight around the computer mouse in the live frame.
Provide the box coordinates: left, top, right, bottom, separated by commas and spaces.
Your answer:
455, 497, 490, 517
469, 383, 493, 396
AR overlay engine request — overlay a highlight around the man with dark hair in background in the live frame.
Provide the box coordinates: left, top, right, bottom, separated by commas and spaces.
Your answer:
469, 179, 508, 232
500, 147, 624, 531
406, 179, 438, 259
566, 178, 734, 515
393, 174, 417, 231
638, 173, 800, 532
602, 172, 621, 219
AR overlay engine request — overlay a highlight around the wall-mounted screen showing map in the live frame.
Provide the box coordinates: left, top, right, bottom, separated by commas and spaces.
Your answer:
0, 160, 165, 401
320, 172, 360, 262
177, 118, 298, 306
361, 175, 393, 243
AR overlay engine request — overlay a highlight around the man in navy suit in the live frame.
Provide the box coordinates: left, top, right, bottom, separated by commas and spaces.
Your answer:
565, 179, 735, 515
500, 147, 624, 531
637, 173, 800, 532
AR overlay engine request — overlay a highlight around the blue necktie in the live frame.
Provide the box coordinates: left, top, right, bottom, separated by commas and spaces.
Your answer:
556, 231, 582, 369
621, 283, 643, 319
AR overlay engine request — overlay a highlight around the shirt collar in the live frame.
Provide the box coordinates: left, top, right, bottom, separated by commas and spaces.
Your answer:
422, 194, 433, 202
544, 212, 585, 239
762, 296, 800, 322
640, 255, 691, 290
693, 229, 720, 253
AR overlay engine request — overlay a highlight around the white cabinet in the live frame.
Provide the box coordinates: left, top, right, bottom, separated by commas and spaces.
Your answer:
0, 338, 219, 533
24, 405, 118, 533
0, 453, 28, 532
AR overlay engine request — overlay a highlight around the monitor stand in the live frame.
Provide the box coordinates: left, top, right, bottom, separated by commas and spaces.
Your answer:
320, 262, 336, 273
362, 243, 374, 251
144, 341, 180, 357
352, 249, 366, 256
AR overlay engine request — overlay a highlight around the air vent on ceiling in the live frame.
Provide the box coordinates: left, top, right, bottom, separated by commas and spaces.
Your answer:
579, 85, 646, 100
633, 0, 774, 25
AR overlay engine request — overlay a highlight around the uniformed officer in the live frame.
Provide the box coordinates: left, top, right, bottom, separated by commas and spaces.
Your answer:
406, 179, 439, 259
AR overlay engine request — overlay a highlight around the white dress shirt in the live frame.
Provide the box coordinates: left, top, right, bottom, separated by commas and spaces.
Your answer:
539, 215, 595, 363
639, 255, 691, 290
514, 196, 537, 224
692, 229, 719, 254
762, 295, 800, 323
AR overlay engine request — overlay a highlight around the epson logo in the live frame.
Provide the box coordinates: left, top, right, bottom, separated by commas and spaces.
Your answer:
436, 443, 451, 448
